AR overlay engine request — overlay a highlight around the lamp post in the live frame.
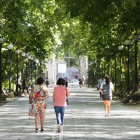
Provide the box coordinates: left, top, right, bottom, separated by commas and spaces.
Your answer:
26, 53, 29, 77
28, 55, 32, 86
25, 56, 28, 78
21, 52, 26, 80
34, 59, 39, 84
111, 58, 112, 78
34, 59, 37, 84
8, 43, 14, 93
107, 53, 110, 76
115, 52, 117, 92
118, 45, 124, 90
26, 58, 28, 77
0, 35, 4, 95
133, 34, 139, 88
104, 61, 105, 77
15, 49, 20, 92
31, 56, 33, 85
78, 56, 81, 78
109, 52, 113, 78
36, 60, 39, 78
101, 58, 104, 76
125, 40, 131, 93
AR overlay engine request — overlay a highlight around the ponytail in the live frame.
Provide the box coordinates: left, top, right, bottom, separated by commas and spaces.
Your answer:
105, 76, 110, 85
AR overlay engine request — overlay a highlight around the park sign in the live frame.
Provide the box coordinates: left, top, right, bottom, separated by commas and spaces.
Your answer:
58, 64, 66, 73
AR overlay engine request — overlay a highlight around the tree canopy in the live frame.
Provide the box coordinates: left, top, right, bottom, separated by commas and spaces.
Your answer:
0, 0, 140, 88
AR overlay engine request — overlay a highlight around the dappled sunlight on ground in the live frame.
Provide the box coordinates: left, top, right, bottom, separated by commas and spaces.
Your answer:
0, 84, 140, 139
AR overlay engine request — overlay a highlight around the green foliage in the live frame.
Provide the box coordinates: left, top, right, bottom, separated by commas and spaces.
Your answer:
1, 0, 140, 90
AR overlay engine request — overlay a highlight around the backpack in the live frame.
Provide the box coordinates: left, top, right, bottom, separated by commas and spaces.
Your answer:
102, 84, 110, 95
46, 79, 49, 84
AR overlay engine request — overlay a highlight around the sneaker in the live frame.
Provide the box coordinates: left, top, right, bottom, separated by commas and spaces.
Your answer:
105, 112, 108, 117
107, 113, 110, 117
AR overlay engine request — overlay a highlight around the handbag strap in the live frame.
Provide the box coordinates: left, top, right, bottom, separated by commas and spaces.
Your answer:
34, 88, 42, 98
65, 87, 68, 99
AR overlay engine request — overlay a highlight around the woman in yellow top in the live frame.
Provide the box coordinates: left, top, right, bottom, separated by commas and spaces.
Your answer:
29, 77, 49, 133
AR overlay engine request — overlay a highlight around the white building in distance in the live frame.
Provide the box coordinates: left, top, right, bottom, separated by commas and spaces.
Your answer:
78, 56, 88, 83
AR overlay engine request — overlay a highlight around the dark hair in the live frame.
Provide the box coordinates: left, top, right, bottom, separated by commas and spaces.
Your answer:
22, 78, 27, 86
57, 78, 65, 85
37, 77, 45, 85
101, 76, 104, 79
105, 76, 110, 85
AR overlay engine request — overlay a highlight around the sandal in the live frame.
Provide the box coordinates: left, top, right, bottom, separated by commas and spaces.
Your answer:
58, 126, 61, 132
58, 126, 62, 132
35, 128, 39, 133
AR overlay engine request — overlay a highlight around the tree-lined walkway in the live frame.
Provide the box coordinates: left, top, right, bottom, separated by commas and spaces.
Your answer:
0, 84, 140, 140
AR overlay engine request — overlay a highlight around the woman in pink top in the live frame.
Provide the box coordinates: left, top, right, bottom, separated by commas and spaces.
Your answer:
53, 78, 69, 132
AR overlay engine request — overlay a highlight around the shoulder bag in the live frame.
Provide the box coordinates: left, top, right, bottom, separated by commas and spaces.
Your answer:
65, 87, 69, 105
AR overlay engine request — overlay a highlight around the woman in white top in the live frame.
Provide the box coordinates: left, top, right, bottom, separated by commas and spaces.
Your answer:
100, 76, 114, 117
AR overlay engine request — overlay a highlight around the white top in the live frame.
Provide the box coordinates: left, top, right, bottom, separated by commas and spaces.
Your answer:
100, 82, 114, 96
17, 78, 21, 84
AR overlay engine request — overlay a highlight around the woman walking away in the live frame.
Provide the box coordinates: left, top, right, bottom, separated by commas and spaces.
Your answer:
65, 77, 68, 87
79, 78, 82, 88
53, 78, 69, 132
100, 76, 114, 117
29, 77, 49, 133
45, 77, 49, 88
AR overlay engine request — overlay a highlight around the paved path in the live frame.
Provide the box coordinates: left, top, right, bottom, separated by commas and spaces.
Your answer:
0, 84, 140, 140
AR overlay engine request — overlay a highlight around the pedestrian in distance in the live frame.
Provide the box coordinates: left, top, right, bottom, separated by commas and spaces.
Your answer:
45, 77, 49, 88
16, 75, 22, 92
28, 77, 49, 133
65, 77, 68, 87
98, 76, 105, 98
53, 78, 69, 132
79, 77, 82, 88
82, 75, 85, 85
100, 76, 114, 117
22, 78, 29, 94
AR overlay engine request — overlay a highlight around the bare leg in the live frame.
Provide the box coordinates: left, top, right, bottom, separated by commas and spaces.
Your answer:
40, 113, 44, 130
35, 114, 39, 132
106, 101, 111, 114
35, 114, 39, 128
103, 100, 107, 112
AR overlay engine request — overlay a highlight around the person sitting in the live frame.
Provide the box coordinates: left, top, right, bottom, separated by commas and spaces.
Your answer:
122, 85, 140, 103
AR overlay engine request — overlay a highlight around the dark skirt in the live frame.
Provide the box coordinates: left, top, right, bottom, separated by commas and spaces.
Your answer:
102, 95, 112, 101
79, 81, 82, 85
